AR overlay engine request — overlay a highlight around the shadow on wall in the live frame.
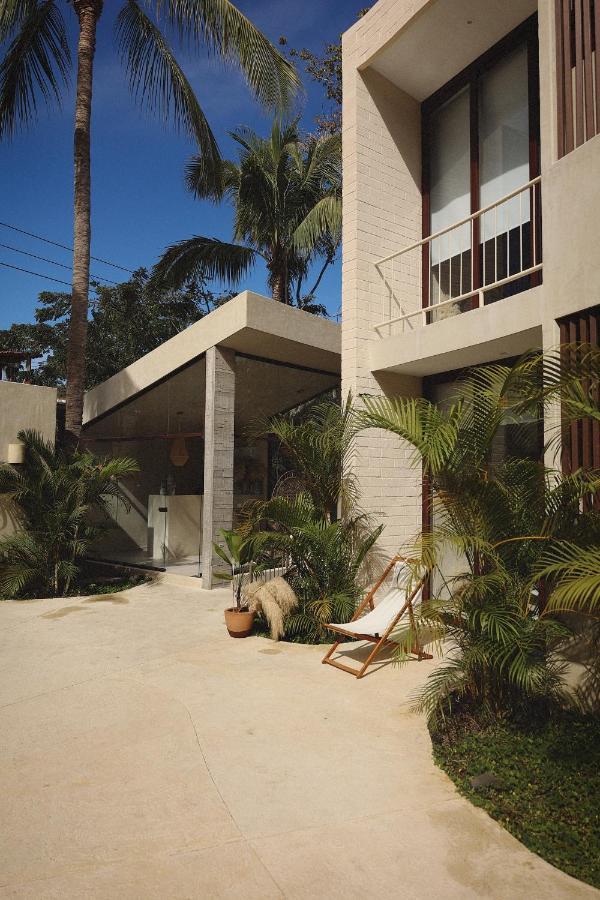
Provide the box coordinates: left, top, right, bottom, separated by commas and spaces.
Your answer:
0, 496, 20, 539
561, 620, 600, 714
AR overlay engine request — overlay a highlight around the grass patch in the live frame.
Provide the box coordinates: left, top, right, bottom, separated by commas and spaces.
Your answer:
431, 710, 600, 889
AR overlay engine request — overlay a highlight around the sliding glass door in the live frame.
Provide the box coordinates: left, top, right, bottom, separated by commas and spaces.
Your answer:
423, 16, 540, 320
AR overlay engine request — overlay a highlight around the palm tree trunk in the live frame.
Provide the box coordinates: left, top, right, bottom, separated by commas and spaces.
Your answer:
64, 1, 102, 444
268, 249, 289, 304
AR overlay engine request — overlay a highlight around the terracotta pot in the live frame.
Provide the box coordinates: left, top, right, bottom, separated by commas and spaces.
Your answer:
224, 607, 255, 638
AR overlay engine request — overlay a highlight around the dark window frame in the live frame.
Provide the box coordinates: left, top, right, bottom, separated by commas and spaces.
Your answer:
421, 14, 541, 313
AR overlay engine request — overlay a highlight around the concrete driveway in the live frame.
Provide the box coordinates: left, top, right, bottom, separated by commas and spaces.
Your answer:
0, 578, 595, 899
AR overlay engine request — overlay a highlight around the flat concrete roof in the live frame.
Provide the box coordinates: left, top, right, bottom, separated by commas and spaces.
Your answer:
83, 292, 341, 425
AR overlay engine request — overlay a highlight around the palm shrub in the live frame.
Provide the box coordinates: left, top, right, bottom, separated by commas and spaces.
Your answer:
361, 360, 600, 722
244, 493, 382, 642
0, 430, 137, 598
212, 527, 266, 609
255, 393, 359, 521
240, 395, 381, 641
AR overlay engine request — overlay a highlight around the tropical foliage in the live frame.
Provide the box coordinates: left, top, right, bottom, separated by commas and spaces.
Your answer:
254, 394, 359, 521
153, 120, 342, 309
527, 345, 600, 617
360, 353, 600, 722
0, 430, 137, 598
243, 492, 381, 642
0, 270, 234, 390
0, 0, 299, 439
222, 396, 379, 641
212, 527, 265, 609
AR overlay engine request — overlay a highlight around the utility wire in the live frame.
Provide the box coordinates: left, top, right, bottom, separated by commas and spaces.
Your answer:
0, 242, 118, 285
0, 261, 73, 288
0, 221, 135, 274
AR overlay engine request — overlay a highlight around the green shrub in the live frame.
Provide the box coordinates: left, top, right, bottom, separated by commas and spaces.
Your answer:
0, 430, 137, 598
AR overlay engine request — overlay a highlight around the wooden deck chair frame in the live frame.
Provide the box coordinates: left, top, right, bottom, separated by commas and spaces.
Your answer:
321, 555, 432, 679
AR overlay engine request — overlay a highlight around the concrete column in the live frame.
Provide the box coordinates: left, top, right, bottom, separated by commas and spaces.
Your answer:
201, 346, 235, 589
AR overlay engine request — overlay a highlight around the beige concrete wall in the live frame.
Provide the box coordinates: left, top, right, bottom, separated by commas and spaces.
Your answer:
342, 0, 600, 556
0, 382, 56, 461
0, 381, 57, 537
342, 21, 424, 557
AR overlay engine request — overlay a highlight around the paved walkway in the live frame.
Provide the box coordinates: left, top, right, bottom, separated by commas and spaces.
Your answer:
0, 578, 596, 899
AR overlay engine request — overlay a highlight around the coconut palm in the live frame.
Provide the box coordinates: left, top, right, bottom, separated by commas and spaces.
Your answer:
0, 1, 299, 442
152, 120, 342, 305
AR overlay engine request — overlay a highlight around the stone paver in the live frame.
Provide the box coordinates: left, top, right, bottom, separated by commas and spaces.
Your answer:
0, 578, 596, 899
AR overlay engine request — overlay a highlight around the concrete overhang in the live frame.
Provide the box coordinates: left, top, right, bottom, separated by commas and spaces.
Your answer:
83, 291, 340, 425
364, 0, 537, 102
370, 287, 544, 377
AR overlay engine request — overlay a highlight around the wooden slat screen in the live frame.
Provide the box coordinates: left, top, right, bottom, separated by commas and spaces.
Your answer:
555, 0, 600, 157
558, 305, 600, 509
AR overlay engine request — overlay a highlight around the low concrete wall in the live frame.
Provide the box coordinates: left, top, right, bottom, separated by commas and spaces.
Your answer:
0, 382, 57, 538
0, 382, 57, 461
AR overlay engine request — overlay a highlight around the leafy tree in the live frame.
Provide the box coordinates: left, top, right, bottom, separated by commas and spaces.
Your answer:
0, 269, 233, 389
0, 0, 299, 441
279, 7, 371, 136
0, 429, 138, 597
152, 120, 342, 307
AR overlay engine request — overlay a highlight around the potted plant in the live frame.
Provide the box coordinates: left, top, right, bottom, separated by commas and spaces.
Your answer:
213, 529, 261, 637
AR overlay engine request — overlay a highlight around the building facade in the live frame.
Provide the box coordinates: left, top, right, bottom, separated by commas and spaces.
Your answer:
342, 0, 600, 556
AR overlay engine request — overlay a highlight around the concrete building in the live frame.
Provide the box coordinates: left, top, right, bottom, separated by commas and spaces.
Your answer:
342, 0, 600, 556
82, 291, 340, 588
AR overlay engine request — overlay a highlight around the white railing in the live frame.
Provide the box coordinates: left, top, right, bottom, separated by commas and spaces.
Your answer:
373, 177, 542, 337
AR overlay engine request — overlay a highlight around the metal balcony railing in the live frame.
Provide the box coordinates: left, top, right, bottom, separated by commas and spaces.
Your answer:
373, 176, 542, 337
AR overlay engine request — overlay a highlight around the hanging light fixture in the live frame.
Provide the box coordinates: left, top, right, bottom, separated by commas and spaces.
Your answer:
170, 412, 189, 467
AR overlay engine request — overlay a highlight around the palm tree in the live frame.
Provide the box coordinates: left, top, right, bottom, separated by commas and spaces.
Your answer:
152, 120, 342, 306
0, 1, 299, 443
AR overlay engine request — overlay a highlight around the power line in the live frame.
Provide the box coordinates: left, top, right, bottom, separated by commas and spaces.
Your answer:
0, 242, 118, 285
0, 261, 73, 288
0, 221, 135, 274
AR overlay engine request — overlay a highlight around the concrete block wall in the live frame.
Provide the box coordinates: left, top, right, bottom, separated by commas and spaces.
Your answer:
201, 346, 236, 589
342, 9, 425, 558
0, 382, 57, 461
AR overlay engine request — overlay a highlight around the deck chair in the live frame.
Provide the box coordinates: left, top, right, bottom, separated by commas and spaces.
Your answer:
322, 555, 432, 678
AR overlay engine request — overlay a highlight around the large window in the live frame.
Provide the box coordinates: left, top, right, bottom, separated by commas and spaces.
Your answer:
422, 16, 540, 320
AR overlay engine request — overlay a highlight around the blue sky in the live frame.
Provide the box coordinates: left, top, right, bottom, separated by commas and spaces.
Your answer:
0, 0, 357, 329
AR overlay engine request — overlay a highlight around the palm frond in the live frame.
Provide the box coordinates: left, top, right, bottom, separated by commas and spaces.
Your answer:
152, 235, 256, 288
292, 195, 342, 253
116, 0, 220, 162
0, 0, 37, 41
184, 155, 239, 201
164, 0, 300, 112
535, 542, 600, 615
0, 0, 70, 138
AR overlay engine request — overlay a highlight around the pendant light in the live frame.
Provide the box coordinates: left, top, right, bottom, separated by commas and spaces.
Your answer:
170, 412, 189, 467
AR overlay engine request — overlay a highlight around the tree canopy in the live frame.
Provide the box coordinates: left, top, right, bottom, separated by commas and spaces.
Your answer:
0, 269, 233, 390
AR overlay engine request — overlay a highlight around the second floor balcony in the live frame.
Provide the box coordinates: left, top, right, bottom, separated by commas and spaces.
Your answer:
374, 176, 542, 338
373, 14, 543, 341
